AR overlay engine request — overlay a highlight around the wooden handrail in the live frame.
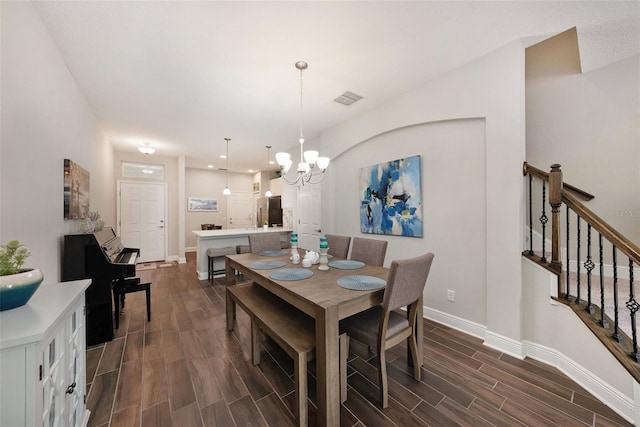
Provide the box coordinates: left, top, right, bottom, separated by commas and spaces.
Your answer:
523, 162, 595, 201
562, 191, 640, 266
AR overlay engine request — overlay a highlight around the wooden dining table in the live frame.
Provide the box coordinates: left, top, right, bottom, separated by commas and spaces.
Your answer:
225, 250, 416, 426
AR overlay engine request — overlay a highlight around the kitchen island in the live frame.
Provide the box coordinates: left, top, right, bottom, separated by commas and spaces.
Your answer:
193, 227, 292, 279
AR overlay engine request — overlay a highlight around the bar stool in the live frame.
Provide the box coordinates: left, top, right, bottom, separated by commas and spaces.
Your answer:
112, 277, 151, 329
207, 246, 236, 280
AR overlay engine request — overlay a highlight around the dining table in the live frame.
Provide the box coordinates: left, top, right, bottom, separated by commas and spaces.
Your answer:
225, 249, 424, 426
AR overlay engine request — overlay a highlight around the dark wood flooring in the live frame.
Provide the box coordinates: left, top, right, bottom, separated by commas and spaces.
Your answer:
85, 253, 632, 426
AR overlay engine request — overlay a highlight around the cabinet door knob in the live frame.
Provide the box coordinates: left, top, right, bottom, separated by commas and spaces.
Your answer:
66, 382, 77, 394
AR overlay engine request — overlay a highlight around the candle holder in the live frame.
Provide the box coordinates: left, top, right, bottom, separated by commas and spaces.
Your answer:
318, 248, 329, 270
290, 244, 300, 264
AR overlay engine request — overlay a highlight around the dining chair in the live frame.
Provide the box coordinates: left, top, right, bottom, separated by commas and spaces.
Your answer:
325, 234, 351, 259
248, 233, 282, 253
340, 252, 435, 408
349, 237, 388, 266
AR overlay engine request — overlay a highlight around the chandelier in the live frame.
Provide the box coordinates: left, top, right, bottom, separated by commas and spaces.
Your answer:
222, 138, 231, 195
276, 61, 330, 185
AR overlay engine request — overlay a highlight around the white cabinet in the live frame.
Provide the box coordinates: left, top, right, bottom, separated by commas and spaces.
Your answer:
0, 279, 91, 427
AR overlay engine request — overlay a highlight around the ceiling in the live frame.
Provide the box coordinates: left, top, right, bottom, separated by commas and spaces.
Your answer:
31, 1, 639, 174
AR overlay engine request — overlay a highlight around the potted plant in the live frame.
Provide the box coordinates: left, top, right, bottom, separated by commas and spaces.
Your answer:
263, 220, 269, 230
0, 240, 43, 311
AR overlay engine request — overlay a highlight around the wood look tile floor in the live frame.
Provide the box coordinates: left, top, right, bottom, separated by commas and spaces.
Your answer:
85, 253, 632, 427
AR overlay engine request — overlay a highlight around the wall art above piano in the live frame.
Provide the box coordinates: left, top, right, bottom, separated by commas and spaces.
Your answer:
63, 158, 90, 220
359, 154, 423, 237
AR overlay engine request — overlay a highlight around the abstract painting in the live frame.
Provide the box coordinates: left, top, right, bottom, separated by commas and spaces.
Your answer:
64, 159, 90, 220
359, 155, 423, 237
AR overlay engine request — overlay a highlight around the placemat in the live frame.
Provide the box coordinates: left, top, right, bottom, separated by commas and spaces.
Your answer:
337, 275, 386, 291
269, 268, 314, 281
260, 250, 288, 257
248, 260, 287, 270
328, 260, 365, 269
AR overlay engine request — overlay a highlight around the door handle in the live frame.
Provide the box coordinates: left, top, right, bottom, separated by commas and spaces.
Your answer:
66, 382, 76, 395
158, 226, 164, 229
315, 229, 322, 233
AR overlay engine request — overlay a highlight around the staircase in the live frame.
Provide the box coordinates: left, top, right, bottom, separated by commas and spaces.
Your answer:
523, 162, 640, 384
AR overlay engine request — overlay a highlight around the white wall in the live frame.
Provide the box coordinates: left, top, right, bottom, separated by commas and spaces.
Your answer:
1, 2, 114, 283
522, 258, 636, 422
320, 39, 527, 347
327, 119, 488, 325
527, 45, 640, 246
184, 168, 253, 249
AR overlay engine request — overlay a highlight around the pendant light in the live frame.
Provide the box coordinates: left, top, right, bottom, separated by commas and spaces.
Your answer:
264, 145, 273, 198
223, 138, 231, 195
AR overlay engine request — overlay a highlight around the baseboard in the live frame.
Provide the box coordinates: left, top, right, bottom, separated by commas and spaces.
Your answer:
523, 340, 635, 423
484, 330, 525, 359
423, 306, 523, 360
186, 246, 196, 253
423, 304, 634, 423
165, 254, 187, 264
423, 306, 486, 340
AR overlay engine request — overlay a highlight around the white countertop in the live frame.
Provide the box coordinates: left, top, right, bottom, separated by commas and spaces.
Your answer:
193, 227, 292, 239
0, 279, 90, 350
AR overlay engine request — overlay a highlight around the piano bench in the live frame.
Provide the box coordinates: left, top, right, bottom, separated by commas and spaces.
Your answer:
112, 278, 151, 329
207, 246, 237, 280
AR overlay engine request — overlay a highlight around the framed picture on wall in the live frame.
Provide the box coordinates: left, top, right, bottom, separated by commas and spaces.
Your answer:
64, 158, 90, 219
188, 197, 218, 211
359, 155, 423, 237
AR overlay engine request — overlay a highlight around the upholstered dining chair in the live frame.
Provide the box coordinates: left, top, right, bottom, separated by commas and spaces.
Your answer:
340, 252, 435, 408
349, 237, 388, 266
248, 233, 282, 253
325, 234, 351, 259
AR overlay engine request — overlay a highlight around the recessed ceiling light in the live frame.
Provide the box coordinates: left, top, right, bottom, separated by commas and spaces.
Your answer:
207, 165, 213, 168
220, 154, 227, 159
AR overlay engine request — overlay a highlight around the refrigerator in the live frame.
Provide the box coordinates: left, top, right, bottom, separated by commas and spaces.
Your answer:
256, 196, 283, 227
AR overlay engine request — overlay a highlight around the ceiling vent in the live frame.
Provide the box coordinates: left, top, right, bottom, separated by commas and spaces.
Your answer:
334, 91, 363, 106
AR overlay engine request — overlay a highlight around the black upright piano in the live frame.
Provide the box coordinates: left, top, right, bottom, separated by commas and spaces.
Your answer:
62, 227, 139, 346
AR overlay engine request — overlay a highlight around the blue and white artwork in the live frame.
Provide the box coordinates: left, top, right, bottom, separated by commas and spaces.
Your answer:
359, 155, 423, 237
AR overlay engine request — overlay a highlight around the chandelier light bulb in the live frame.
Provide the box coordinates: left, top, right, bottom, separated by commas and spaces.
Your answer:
316, 157, 330, 170
303, 150, 319, 165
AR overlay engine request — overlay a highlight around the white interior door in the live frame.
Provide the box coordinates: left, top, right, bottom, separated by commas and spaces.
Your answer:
228, 192, 253, 228
118, 181, 166, 263
298, 186, 321, 250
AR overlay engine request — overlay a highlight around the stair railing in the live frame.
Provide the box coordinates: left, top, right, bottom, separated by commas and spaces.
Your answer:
523, 162, 640, 380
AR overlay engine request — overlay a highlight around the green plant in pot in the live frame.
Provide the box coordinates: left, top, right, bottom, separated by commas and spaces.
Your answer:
0, 240, 43, 311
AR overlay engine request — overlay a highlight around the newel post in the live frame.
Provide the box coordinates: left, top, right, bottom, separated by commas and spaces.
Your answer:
549, 164, 563, 271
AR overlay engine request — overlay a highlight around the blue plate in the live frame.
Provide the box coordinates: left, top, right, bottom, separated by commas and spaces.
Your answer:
260, 250, 288, 257
328, 260, 365, 269
337, 275, 386, 291
248, 260, 287, 270
269, 268, 314, 281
